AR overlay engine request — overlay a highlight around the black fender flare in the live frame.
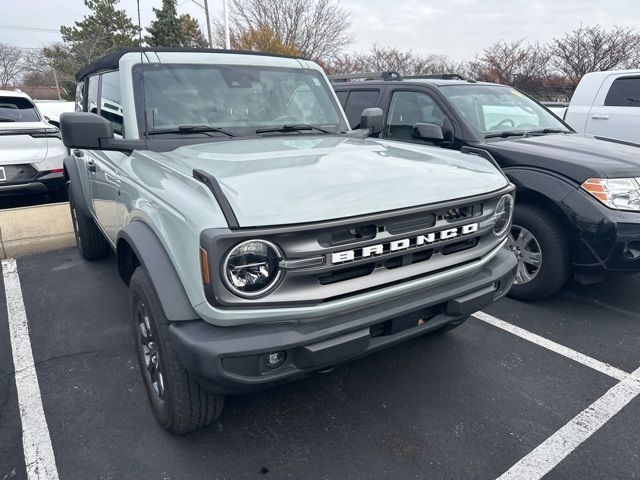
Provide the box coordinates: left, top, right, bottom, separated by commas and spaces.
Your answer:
63, 156, 91, 217
117, 221, 199, 321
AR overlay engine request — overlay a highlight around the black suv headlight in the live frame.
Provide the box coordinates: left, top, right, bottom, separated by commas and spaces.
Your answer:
493, 194, 514, 236
222, 240, 283, 298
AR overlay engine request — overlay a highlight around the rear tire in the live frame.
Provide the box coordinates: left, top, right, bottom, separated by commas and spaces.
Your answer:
68, 186, 110, 261
129, 267, 224, 435
507, 203, 571, 301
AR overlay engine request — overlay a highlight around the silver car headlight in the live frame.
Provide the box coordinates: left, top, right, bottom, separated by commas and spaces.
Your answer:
582, 178, 640, 211
493, 194, 514, 236
222, 239, 283, 298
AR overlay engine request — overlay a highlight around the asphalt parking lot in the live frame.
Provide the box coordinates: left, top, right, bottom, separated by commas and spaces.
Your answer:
1, 249, 639, 480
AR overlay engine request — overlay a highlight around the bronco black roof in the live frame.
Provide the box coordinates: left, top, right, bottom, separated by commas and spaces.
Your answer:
74, 47, 305, 81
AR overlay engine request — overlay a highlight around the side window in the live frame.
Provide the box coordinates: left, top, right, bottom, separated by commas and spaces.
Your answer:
86, 75, 99, 114
335, 90, 348, 109
75, 80, 84, 112
99, 71, 124, 136
344, 90, 379, 128
384, 91, 446, 141
604, 77, 640, 107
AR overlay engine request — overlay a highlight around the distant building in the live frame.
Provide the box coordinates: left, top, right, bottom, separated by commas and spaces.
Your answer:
10, 85, 67, 101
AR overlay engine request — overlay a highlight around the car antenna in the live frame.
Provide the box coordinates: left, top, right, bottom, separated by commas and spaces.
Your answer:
136, 0, 149, 141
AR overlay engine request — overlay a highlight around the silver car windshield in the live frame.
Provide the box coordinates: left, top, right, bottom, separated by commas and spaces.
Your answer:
135, 64, 346, 136
440, 85, 569, 136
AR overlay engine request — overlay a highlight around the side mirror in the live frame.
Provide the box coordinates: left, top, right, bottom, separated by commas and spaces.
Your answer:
43, 115, 50, 123
60, 112, 143, 153
360, 107, 383, 136
60, 112, 114, 149
412, 122, 444, 143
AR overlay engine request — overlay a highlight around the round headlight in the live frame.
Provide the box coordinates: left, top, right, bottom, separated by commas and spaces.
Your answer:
493, 194, 514, 236
222, 240, 283, 298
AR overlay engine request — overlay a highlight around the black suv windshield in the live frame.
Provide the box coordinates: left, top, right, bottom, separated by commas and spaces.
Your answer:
440, 85, 569, 137
134, 64, 347, 137
0, 96, 40, 122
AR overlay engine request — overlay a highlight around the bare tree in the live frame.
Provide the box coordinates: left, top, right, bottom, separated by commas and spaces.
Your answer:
326, 45, 461, 76
550, 25, 640, 88
219, 0, 353, 61
0, 43, 25, 89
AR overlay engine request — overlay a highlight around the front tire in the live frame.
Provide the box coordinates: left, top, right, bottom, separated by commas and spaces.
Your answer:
129, 267, 224, 434
507, 203, 571, 301
68, 186, 110, 260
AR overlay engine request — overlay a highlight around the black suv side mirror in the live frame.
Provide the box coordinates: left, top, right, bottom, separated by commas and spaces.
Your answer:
360, 108, 383, 136
60, 112, 143, 153
412, 122, 444, 143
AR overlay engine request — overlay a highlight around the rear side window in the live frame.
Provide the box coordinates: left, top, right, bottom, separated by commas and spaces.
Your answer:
0, 97, 40, 123
86, 75, 99, 113
335, 90, 348, 108
75, 80, 84, 112
99, 71, 124, 136
343, 90, 379, 128
604, 77, 640, 107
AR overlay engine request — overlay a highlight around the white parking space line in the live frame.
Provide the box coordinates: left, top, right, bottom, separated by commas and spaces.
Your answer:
474, 311, 629, 381
497, 367, 640, 480
2, 259, 59, 480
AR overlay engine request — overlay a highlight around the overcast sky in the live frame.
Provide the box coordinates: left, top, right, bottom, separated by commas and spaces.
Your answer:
1, 0, 639, 60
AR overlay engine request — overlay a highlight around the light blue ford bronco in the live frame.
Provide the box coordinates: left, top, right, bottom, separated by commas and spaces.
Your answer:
60, 48, 518, 434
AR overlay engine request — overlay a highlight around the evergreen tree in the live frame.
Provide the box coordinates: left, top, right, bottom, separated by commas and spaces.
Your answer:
44, 0, 139, 99
147, 0, 209, 48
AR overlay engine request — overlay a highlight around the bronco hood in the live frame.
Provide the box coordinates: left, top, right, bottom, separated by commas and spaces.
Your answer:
160, 136, 508, 227
482, 133, 640, 183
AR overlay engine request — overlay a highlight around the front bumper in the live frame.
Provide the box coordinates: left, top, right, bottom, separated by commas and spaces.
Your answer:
564, 189, 640, 274
0, 171, 65, 196
169, 248, 517, 395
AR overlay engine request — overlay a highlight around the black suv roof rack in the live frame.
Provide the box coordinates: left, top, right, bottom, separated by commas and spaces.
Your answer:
328, 71, 403, 83
403, 73, 468, 81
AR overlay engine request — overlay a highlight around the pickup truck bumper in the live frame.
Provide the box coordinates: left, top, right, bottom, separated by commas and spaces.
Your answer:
169, 248, 517, 395
564, 190, 640, 274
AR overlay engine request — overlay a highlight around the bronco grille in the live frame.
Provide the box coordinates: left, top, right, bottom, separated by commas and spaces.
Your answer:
202, 192, 510, 307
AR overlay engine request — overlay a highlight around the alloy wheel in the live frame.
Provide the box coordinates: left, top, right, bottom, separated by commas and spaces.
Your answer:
508, 225, 543, 285
136, 301, 165, 400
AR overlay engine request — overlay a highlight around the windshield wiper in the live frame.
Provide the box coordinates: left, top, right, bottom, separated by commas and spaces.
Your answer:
525, 128, 570, 135
255, 124, 334, 134
0, 118, 16, 123
147, 125, 236, 137
484, 130, 527, 139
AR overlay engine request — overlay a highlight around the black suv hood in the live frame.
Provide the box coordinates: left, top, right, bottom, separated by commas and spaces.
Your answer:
481, 134, 640, 183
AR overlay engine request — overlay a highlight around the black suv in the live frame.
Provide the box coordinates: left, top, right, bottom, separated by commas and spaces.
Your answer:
332, 72, 640, 300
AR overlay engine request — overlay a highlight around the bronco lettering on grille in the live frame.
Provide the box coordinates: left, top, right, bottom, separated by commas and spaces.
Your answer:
331, 223, 479, 264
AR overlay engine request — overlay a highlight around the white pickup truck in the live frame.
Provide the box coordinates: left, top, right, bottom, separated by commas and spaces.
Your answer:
564, 70, 640, 145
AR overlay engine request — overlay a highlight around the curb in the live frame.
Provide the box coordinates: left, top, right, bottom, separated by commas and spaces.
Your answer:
0, 203, 75, 259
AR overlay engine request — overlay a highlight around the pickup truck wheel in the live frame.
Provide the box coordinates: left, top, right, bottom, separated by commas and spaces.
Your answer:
68, 187, 110, 260
129, 267, 224, 435
507, 204, 571, 301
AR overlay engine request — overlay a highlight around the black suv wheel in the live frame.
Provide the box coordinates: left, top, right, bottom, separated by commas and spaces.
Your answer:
507, 204, 571, 301
129, 267, 224, 434
68, 186, 110, 260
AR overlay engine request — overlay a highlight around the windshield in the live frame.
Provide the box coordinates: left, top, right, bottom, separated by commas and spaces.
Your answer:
0, 96, 40, 123
440, 85, 569, 136
134, 64, 346, 136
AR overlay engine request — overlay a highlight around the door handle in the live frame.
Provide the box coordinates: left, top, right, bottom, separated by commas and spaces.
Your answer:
86, 160, 97, 173
591, 114, 610, 120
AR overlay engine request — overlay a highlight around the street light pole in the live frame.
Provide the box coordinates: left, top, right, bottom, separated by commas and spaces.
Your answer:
203, 0, 213, 48
223, 0, 230, 49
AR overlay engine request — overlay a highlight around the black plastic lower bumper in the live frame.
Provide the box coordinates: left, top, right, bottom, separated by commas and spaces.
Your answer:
169, 249, 517, 395
0, 172, 65, 197
564, 190, 640, 274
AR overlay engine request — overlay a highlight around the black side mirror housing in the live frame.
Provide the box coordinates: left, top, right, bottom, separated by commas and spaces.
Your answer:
360, 108, 383, 136
60, 112, 114, 149
412, 122, 444, 142
60, 112, 144, 153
